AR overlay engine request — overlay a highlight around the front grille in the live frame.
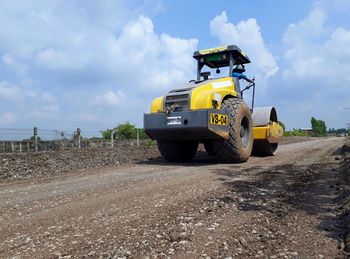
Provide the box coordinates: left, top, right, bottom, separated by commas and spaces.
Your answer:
166, 94, 189, 101
164, 90, 191, 111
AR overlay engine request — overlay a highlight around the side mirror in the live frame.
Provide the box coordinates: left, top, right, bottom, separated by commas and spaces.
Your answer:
216, 68, 220, 74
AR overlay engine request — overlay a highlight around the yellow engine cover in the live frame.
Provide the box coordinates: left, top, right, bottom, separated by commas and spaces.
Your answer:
150, 77, 239, 113
150, 96, 164, 113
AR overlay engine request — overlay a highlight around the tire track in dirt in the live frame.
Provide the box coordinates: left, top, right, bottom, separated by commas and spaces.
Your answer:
0, 137, 346, 258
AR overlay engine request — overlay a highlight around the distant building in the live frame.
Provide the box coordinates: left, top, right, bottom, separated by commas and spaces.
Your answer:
299, 128, 313, 135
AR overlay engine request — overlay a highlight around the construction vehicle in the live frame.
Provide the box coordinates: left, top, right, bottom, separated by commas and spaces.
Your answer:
144, 45, 283, 162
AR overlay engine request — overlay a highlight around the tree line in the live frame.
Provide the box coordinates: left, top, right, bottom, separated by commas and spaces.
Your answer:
99, 122, 149, 140
283, 117, 349, 137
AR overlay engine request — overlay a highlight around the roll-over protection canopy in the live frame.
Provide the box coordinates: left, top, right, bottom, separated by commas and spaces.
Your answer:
193, 45, 251, 68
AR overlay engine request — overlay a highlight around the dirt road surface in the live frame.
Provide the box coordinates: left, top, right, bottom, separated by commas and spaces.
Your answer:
0, 137, 348, 258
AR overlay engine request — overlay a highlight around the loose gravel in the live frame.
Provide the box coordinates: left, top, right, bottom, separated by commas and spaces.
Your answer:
0, 145, 159, 180
338, 140, 350, 256
0, 137, 347, 258
0, 137, 314, 181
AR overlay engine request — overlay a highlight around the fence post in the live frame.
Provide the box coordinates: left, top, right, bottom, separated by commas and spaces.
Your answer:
34, 127, 38, 151
19, 142, 22, 152
27, 142, 30, 152
77, 128, 81, 149
111, 130, 114, 147
137, 128, 140, 146
11, 141, 14, 152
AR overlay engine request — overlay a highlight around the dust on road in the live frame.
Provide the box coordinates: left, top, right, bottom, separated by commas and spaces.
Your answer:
0, 137, 348, 258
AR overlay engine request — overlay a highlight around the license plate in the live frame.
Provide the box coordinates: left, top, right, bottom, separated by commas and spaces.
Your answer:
167, 116, 182, 125
210, 113, 228, 125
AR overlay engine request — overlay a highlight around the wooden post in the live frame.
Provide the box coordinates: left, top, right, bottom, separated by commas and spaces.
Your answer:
34, 127, 38, 151
27, 142, 30, 152
11, 142, 14, 152
111, 130, 114, 147
137, 128, 140, 146
77, 128, 81, 149
19, 142, 22, 152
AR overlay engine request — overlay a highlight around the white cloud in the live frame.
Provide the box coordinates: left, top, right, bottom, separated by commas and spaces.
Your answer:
2, 53, 32, 85
316, 0, 350, 11
0, 81, 24, 100
0, 80, 60, 124
35, 48, 91, 70
0, 112, 16, 125
282, 6, 350, 91
0, 81, 56, 103
210, 11, 278, 86
29, 104, 60, 119
93, 90, 126, 106
275, 4, 350, 129
282, 7, 328, 80
0, 1, 199, 129
78, 113, 100, 123
111, 15, 198, 91
2, 53, 27, 74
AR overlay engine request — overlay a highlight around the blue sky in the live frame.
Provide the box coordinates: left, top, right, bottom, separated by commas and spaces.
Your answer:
0, 0, 350, 132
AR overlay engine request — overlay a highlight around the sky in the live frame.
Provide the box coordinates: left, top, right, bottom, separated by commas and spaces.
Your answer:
0, 0, 350, 133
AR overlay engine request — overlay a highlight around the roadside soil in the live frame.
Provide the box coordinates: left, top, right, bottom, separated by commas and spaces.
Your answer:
338, 140, 350, 255
0, 136, 315, 182
0, 137, 348, 258
280, 136, 316, 145
0, 145, 159, 181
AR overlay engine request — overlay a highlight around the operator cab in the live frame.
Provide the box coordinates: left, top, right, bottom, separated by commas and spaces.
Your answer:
193, 45, 251, 84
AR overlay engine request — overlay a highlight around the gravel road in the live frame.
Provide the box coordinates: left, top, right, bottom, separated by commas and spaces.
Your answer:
0, 137, 348, 258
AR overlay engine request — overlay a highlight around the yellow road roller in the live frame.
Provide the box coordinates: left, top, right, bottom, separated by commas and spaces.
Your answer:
144, 45, 283, 162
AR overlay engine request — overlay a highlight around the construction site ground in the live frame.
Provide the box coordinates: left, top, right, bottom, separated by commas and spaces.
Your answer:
0, 137, 349, 258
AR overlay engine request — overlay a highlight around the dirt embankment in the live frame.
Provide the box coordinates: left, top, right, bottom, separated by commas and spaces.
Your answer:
338, 140, 350, 255
280, 136, 315, 145
0, 145, 159, 180
0, 137, 318, 181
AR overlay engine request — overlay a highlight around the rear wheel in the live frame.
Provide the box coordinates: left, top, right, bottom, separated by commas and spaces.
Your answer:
252, 140, 278, 156
213, 98, 253, 163
157, 140, 199, 162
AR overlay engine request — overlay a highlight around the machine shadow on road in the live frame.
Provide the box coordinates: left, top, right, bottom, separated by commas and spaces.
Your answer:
212, 160, 346, 248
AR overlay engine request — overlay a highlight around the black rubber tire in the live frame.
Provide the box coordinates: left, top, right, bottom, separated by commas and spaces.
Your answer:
252, 140, 278, 156
157, 140, 199, 162
203, 140, 216, 156
213, 98, 253, 163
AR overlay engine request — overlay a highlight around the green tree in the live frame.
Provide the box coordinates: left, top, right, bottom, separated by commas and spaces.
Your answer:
100, 129, 114, 140
311, 117, 327, 136
100, 122, 151, 140
138, 129, 150, 139
29, 135, 41, 141
115, 122, 136, 139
